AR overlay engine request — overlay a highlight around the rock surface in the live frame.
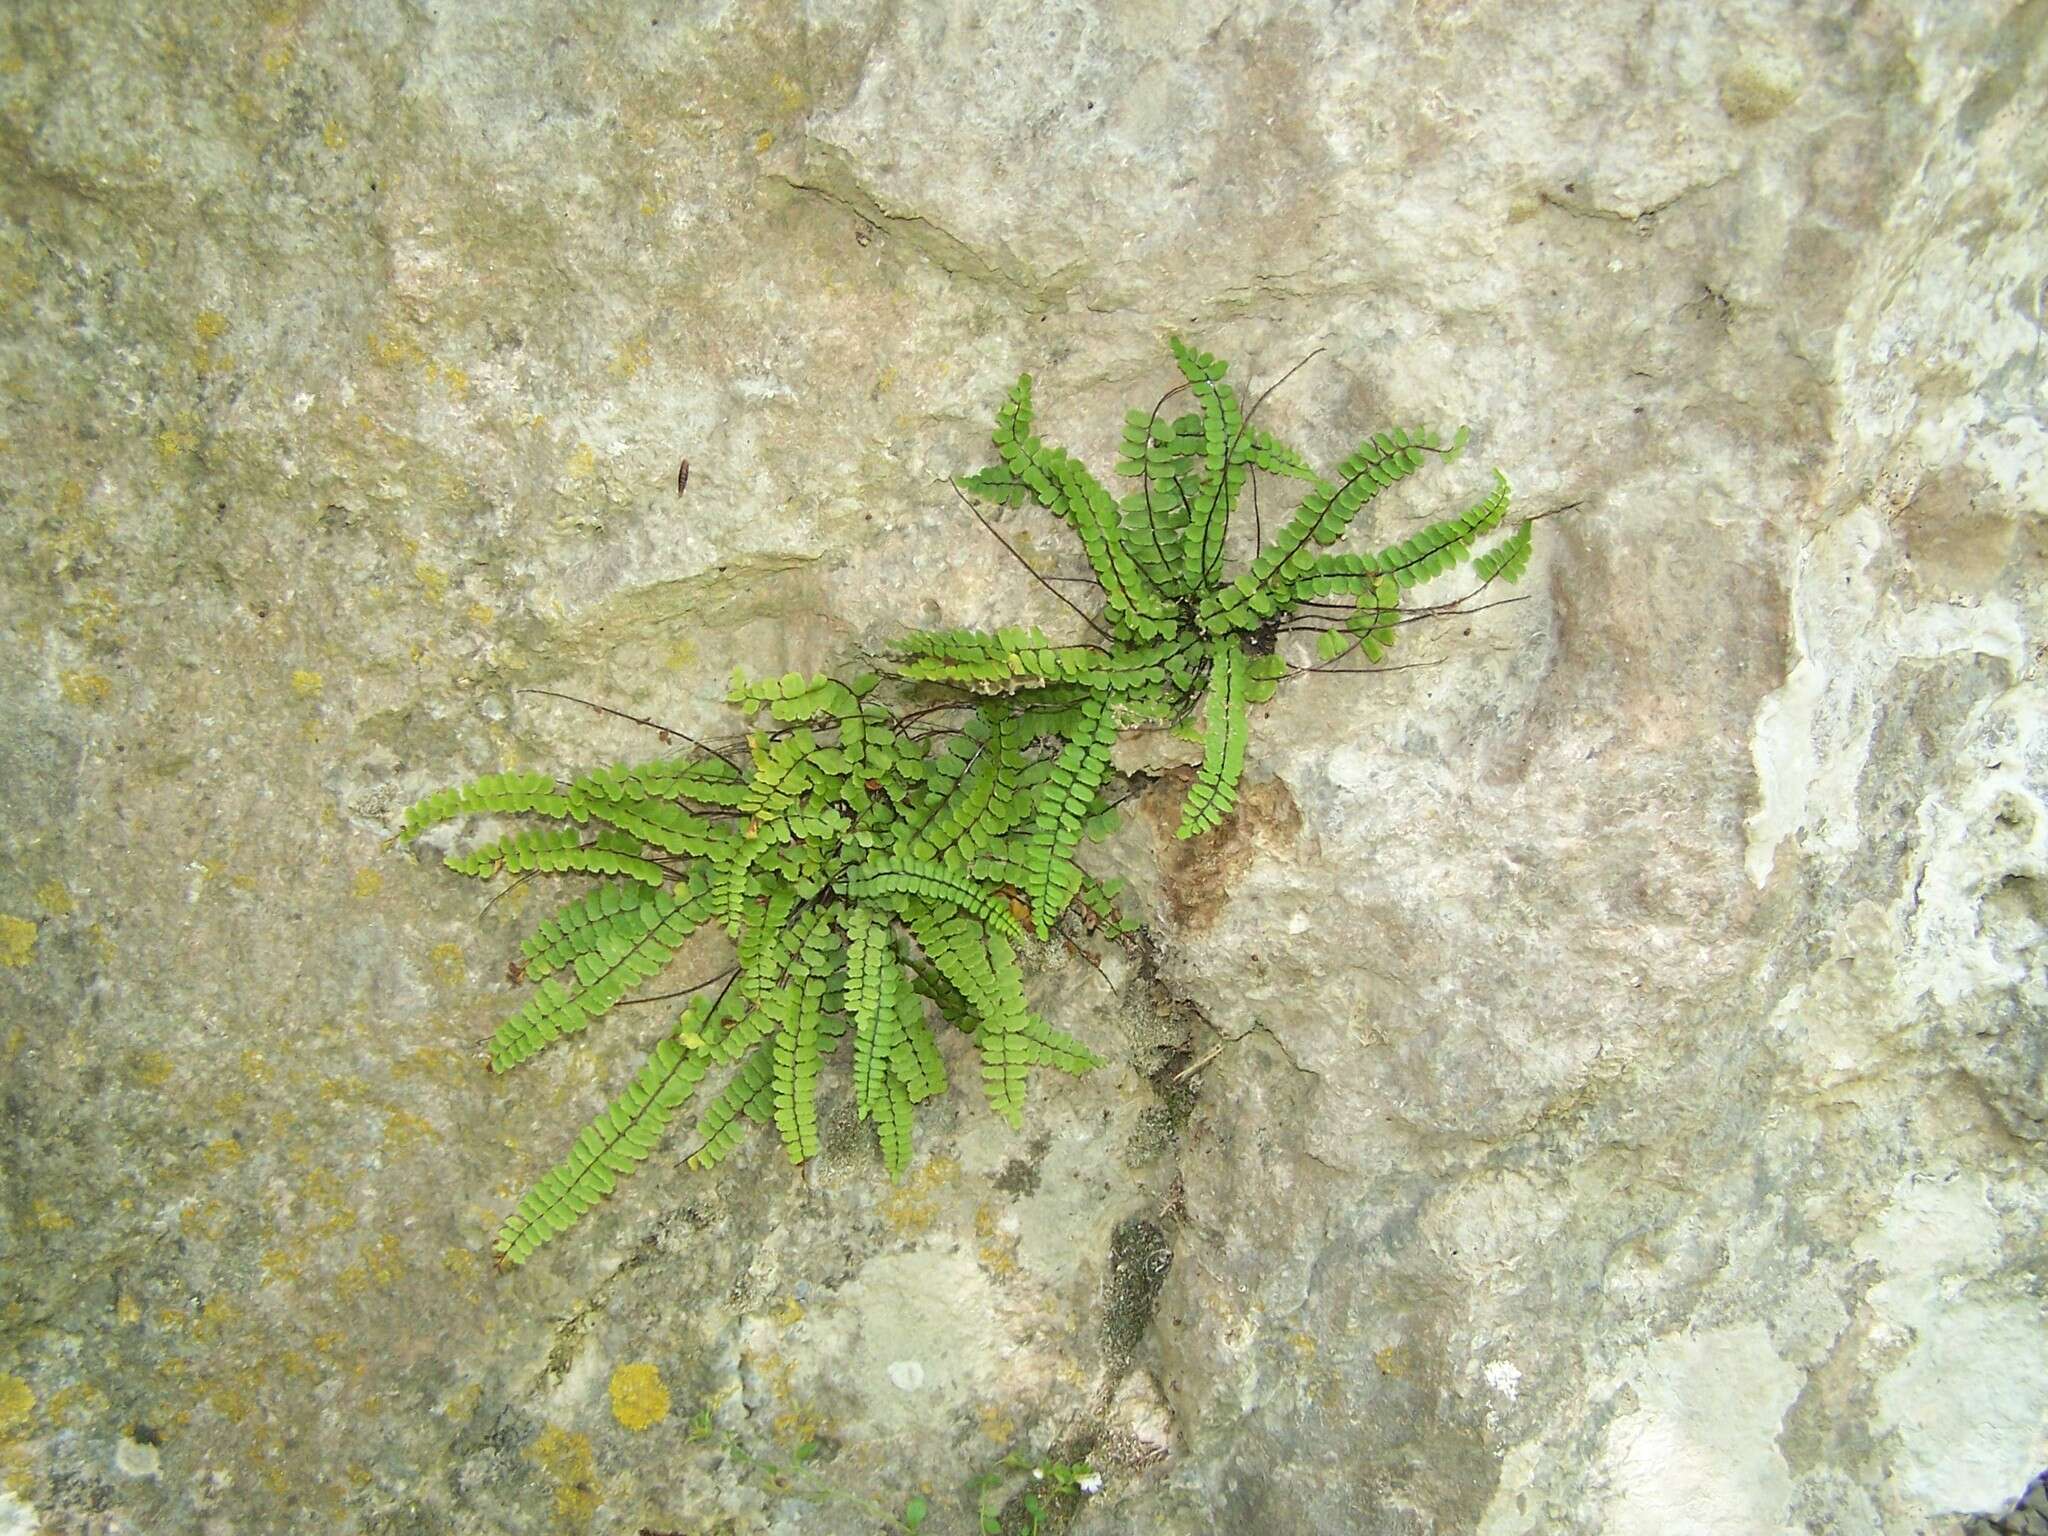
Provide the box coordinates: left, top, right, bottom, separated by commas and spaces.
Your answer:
1, 2, 2043, 1533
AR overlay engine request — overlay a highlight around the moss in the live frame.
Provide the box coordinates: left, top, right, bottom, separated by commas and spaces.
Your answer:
1100, 1217, 1173, 1384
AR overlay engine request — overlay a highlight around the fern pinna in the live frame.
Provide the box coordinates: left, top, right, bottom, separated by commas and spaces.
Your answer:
894, 336, 1532, 866
403, 672, 1116, 1265
400, 337, 1537, 1266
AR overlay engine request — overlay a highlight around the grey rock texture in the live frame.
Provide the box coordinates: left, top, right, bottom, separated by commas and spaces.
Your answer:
1, 2, 2042, 1533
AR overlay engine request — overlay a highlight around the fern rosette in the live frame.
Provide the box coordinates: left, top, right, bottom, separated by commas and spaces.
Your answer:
403, 670, 1110, 1265
399, 336, 1539, 1266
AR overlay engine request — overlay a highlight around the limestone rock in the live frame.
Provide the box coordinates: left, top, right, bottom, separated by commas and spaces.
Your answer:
1, 2, 2041, 1534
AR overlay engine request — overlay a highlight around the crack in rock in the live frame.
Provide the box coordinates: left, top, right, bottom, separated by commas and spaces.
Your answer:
767, 138, 1083, 313
1539, 174, 1730, 227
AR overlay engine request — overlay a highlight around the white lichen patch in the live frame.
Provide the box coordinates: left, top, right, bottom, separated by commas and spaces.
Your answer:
1855, 1172, 2048, 1515
1590, 1323, 1802, 1536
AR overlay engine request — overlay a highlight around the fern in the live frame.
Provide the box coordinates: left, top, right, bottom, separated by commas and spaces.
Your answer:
485, 878, 718, 1071
1177, 637, 1249, 838
494, 997, 721, 1265
520, 881, 661, 980
900, 340, 1531, 847
399, 335, 1540, 1266
1473, 511, 1534, 585
1021, 696, 1116, 937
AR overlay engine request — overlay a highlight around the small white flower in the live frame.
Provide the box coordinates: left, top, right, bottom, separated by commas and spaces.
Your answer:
1078, 1473, 1103, 1494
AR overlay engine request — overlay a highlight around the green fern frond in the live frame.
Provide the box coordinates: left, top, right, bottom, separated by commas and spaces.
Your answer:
847, 856, 1025, 941
990, 372, 1036, 483
902, 904, 1032, 1124
890, 985, 948, 1099
494, 998, 720, 1265
871, 1070, 916, 1179
728, 668, 861, 723
571, 756, 749, 808
892, 627, 1107, 689
575, 796, 736, 861
1196, 425, 1442, 634
519, 880, 660, 981
1169, 334, 1245, 592
1037, 449, 1180, 642
1177, 637, 1249, 838
1244, 652, 1287, 704
1018, 1013, 1103, 1074
899, 713, 1031, 865
843, 906, 900, 1120
487, 879, 718, 1071
402, 771, 571, 839
1472, 515, 1533, 585
1245, 428, 1322, 484
1021, 696, 1116, 937
447, 826, 670, 886
685, 1039, 775, 1171
770, 915, 839, 1165
1370, 469, 1514, 590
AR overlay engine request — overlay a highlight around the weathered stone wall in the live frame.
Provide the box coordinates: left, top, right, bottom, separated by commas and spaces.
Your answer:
1, 2, 2041, 1533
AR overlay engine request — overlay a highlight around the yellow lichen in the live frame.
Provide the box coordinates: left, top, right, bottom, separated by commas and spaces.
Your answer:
44, 1381, 107, 1427
367, 332, 421, 368
154, 427, 197, 459
193, 1297, 236, 1341
413, 562, 450, 603
881, 1155, 957, 1238
0, 916, 35, 968
127, 1047, 174, 1086
771, 1406, 830, 1446
35, 883, 74, 919
528, 1425, 601, 1525
608, 1363, 671, 1431
565, 443, 597, 479
334, 1233, 404, 1299
394, 1045, 470, 1085
194, 310, 229, 342
258, 1246, 298, 1287
203, 1137, 244, 1170
0, 1375, 33, 1432
58, 670, 113, 706
321, 118, 347, 149
381, 1109, 440, 1151
291, 668, 324, 695
179, 1198, 231, 1239
350, 868, 384, 900
428, 942, 467, 986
